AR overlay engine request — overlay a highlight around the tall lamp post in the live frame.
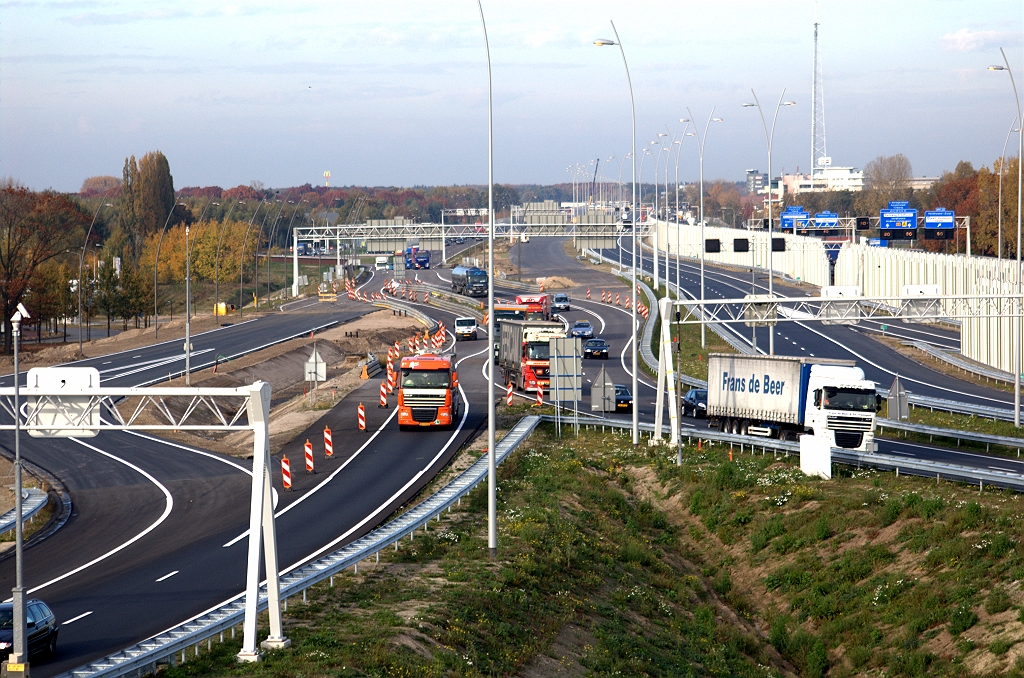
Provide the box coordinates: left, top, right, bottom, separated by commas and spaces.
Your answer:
999, 117, 1020, 265
153, 202, 188, 339
7, 303, 29, 670
686, 108, 723, 349
742, 90, 795, 356
476, 0, 498, 558
595, 22, 639, 445
990, 48, 1023, 428
183, 199, 218, 385
78, 202, 113, 355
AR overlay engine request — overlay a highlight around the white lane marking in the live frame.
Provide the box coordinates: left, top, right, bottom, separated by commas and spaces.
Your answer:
156, 570, 179, 582
22, 437, 174, 596
102, 361, 111, 365
119, 430, 252, 474
101, 349, 215, 381
990, 466, 1017, 473
570, 302, 607, 334
62, 611, 93, 625
436, 271, 452, 284
356, 270, 375, 292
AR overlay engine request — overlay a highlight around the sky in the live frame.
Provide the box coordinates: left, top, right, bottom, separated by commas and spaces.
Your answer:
1, 0, 1022, 193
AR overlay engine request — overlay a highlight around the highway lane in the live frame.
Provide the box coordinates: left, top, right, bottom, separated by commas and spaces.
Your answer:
604, 239, 1015, 411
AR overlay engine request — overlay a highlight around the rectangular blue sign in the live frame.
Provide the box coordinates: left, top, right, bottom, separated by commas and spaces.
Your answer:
814, 211, 839, 229
879, 204, 917, 230
780, 206, 809, 231
868, 238, 888, 247
924, 209, 955, 228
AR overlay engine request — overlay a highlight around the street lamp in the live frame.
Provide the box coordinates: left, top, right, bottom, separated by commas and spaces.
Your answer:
595, 24, 640, 445
153, 202, 189, 339
7, 302, 29, 670
476, 0, 498, 558
989, 48, 1023, 427
213, 200, 240, 322
998, 117, 1019, 264
671, 123, 692, 301
78, 203, 113, 355
687, 107, 723, 349
742, 91, 795, 356
182, 199, 218, 385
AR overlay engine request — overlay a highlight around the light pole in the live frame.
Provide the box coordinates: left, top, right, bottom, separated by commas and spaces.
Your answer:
672, 124, 693, 298
687, 108, 723, 349
213, 200, 240, 321
153, 202, 188, 339
477, 0, 498, 558
743, 91, 795, 356
595, 22, 639, 445
238, 199, 269, 318
990, 48, 1023, 427
78, 202, 113, 355
999, 117, 1019, 264
7, 302, 29, 670
638, 145, 654, 280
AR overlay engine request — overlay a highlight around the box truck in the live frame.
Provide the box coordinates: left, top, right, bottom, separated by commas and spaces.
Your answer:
498, 320, 565, 393
706, 353, 880, 452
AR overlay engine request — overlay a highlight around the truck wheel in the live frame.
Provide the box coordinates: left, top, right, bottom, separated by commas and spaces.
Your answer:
740, 420, 749, 436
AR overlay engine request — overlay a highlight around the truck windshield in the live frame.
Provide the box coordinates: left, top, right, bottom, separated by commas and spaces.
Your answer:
822, 387, 877, 412
401, 370, 450, 388
525, 311, 546, 320
468, 273, 487, 283
495, 311, 526, 322
525, 342, 550, 360
455, 319, 475, 328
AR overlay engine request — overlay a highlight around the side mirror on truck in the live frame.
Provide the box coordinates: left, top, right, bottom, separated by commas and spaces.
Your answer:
876, 394, 883, 412
813, 389, 822, 408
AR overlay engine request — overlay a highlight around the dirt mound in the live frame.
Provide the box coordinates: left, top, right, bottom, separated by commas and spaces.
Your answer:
537, 276, 575, 289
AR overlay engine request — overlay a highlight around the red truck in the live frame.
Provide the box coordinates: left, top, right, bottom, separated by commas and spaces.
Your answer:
515, 294, 551, 321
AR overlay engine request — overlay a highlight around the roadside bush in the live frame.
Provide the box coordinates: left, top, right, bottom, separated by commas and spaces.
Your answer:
948, 605, 978, 635
985, 587, 1011, 615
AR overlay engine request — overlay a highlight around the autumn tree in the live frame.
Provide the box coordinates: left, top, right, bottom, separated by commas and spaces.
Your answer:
80, 176, 121, 197
0, 181, 87, 353
137, 151, 175, 237
857, 154, 914, 215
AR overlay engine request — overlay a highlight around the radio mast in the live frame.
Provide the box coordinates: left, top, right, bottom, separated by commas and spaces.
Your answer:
810, 2, 828, 182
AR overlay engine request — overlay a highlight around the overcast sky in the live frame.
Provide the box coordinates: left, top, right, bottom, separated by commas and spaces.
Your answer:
2, 1, 1021, 192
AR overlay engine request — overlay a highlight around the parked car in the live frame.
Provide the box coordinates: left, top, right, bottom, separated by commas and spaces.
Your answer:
552, 293, 570, 312
682, 388, 708, 418
614, 385, 633, 412
570, 321, 594, 339
0, 599, 58, 659
583, 338, 610, 359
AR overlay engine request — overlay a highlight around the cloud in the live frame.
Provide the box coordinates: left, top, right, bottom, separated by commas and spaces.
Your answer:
941, 28, 1007, 52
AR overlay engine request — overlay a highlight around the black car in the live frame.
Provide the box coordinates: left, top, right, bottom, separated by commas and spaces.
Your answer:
614, 384, 633, 412
682, 388, 708, 418
583, 338, 610, 359
570, 321, 594, 339
0, 599, 58, 659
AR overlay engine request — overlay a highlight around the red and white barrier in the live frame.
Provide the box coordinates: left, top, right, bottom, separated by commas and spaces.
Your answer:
304, 439, 314, 474
586, 288, 591, 300
506, 381, 513, 406
387, 368, 396, 393
616, 293, 621, 306
358, 402, 366, 432
324, 426, 333, 458
534, 388, 543, 407
281, 454, 291, 490
379, 380, 388, 408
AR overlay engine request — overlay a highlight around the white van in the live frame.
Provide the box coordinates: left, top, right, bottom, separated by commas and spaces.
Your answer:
454, 317, 478, 341
374, 256, 389, 271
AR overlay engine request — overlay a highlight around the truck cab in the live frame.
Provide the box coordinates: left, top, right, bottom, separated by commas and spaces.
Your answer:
374, 256, 389, 271
397, 353, 460, 430
515, 294, 550, 321
454, 317, 478, 341
805, 365, 880, 451
498, 319, 565, 393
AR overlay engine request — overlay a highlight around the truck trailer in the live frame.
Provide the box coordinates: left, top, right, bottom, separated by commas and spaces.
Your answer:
706, 353, 880, 452
498, 319, 565, 393
450, 266, 488, 297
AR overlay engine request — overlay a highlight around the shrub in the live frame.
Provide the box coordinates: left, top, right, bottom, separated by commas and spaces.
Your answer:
991, 638, 1014, 655
948, 605, 978, 635
985, 588, 1012, 615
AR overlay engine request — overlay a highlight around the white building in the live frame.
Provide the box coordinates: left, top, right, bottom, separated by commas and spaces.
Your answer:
781, 166, 865, 194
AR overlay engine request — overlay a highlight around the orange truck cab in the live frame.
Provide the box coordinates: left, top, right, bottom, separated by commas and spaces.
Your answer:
515, 294, 551, 321
397, 352, 460, 430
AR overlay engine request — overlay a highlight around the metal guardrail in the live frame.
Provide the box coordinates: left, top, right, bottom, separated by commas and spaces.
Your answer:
0, 488, 48, 537
63, 416, 542, 678
494, 275, 541, 292
906, 340, 1021, 386
372, 300, 439, 334
877, 418, 1024, 453
881, 390, 1018, 423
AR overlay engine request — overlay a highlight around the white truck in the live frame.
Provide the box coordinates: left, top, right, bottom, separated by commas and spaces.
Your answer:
706, 353, 880, 452
374, 256, 390, 271
454, 317, 478, 341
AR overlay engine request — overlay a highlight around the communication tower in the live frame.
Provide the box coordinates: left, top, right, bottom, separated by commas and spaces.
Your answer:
810, 2, 829, 180
324, 170, 331, 187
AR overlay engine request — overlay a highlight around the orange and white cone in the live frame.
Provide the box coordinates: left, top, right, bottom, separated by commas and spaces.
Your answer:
358, 402, 367, 432
304, 439, 314, 474
324, 426, 333, 458
534, 388, 543, 407
616, 293, 621, 306
387, 368, 396, 393
586, 288, 591, 300
379, 380, 388, 408
625, 296, 631, 309
281, 454, 292, 490
506, 381, 513, 406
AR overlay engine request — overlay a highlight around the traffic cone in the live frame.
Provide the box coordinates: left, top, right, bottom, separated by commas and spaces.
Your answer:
324, 426, 333, 458
539, 280, 544, 292
304, 440, 314, 474
358, 402, 367, 432
387, 368, 396, 393
379, 380, 388, 408
506, 381, 513, 406
616, 293, 621, 306
586, 288, 591, 299
281, 455, 292, 490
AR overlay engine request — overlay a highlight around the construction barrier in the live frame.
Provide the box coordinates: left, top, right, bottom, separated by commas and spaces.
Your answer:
535, 388, 543, 408
387, 368, 396, 394
281, 454, 292, 489
506, 381, 513, 406
616, 293, 621, 306
358, 402, 366, 432
304, 440, 314, 474
586, 288, 591, 299
379, 381, 388, 408
324, 426, 333, 458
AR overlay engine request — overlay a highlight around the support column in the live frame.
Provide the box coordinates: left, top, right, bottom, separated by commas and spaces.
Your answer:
292, 231, 300, 297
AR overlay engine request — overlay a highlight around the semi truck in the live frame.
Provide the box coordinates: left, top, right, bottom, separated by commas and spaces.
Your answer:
450, 266, 488, 297
515, 294, 551, 321
498, 320, 565, 393
491, 303, 529, 361
397, 352, 460, 430
706, 353, 880, 452
404, 246, 432, 270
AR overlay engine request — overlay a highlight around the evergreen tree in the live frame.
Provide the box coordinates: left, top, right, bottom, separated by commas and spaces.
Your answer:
138, 151, 175, 237
118, 155, 141, 261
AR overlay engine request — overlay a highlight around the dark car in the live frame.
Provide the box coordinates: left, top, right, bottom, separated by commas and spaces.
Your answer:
570, 321, 594, 339
0, 599, 58, 659
614, 384, 633, 412
583, 338, 609, 359
682, 388, 708, 418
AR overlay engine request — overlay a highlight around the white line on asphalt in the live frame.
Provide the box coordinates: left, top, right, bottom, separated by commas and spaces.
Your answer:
156, 570, 179, 582
989, 466, 1017, 473
62, 611, 93, 625
21, 438, 174, 597
570, 301, 607, 334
